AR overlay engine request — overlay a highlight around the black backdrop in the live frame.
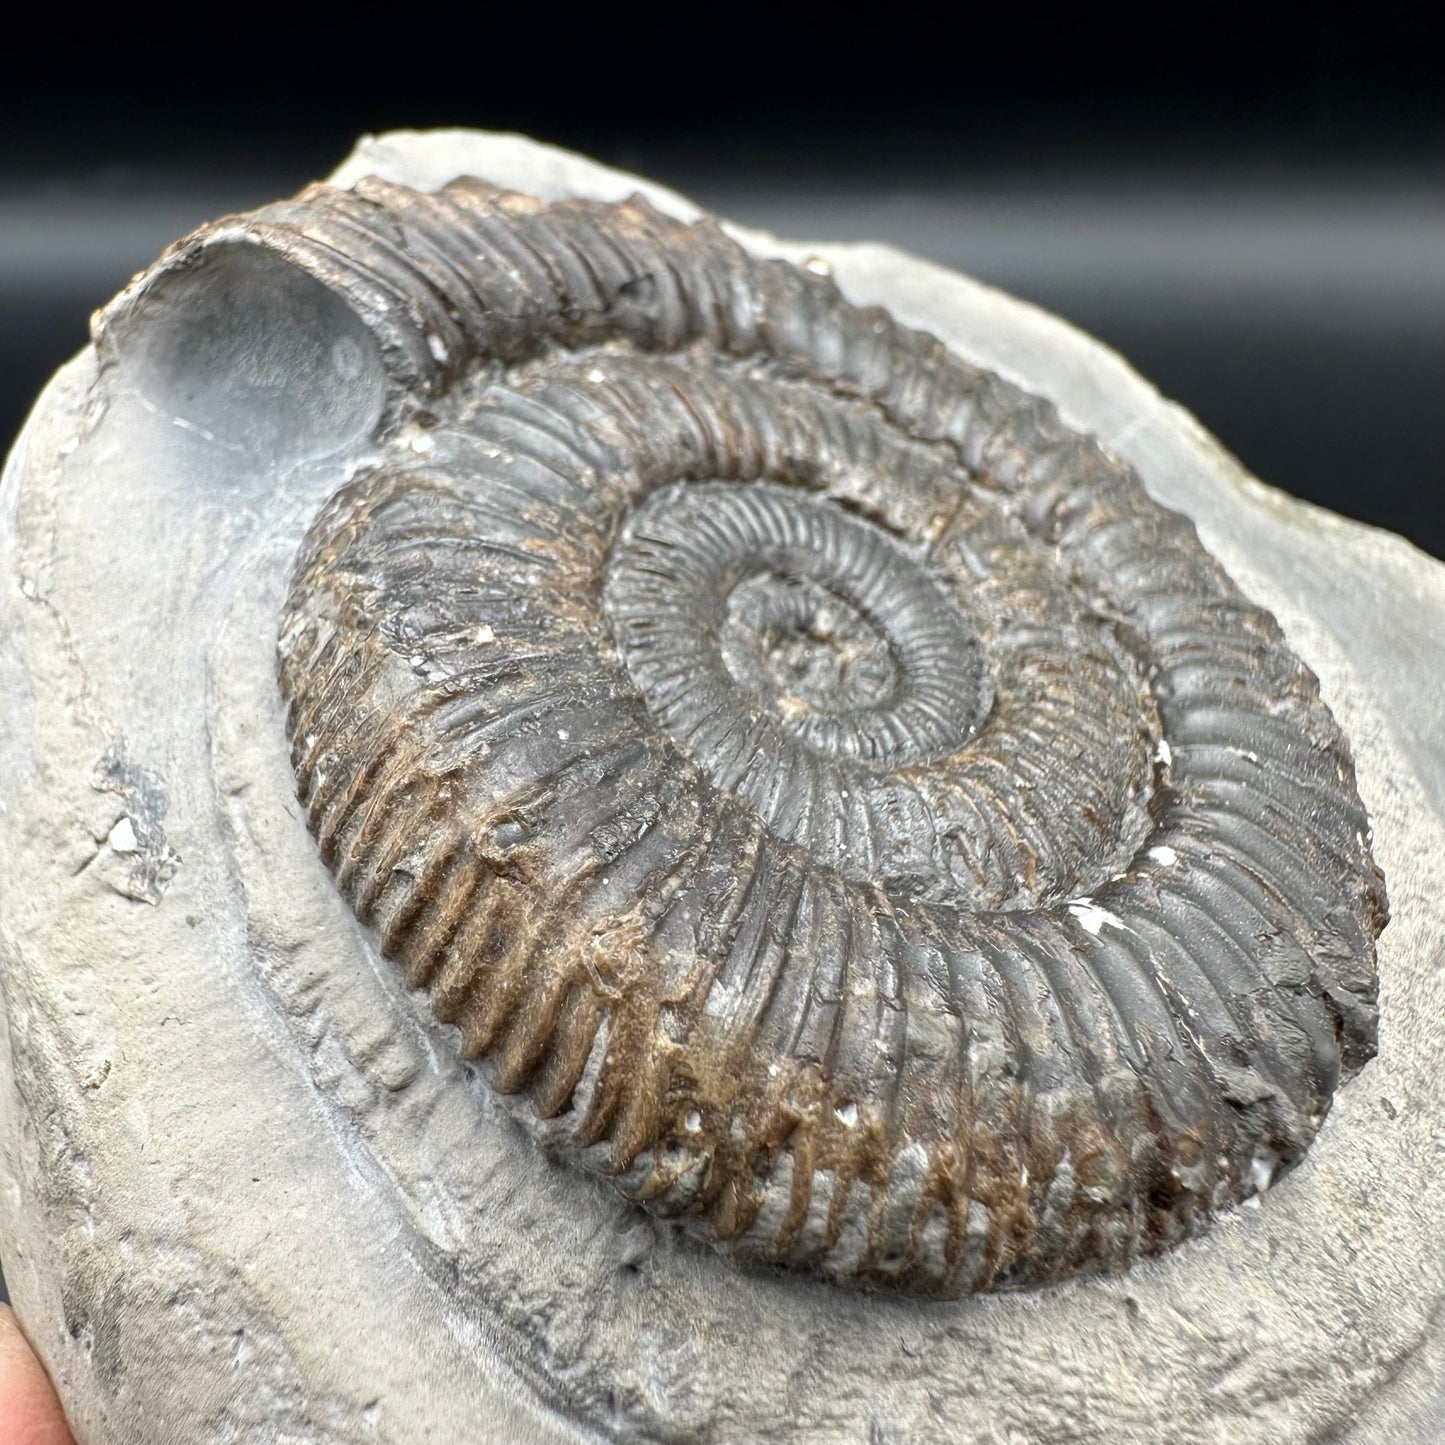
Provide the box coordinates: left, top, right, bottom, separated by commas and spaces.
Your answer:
0, 18, 1440, 1308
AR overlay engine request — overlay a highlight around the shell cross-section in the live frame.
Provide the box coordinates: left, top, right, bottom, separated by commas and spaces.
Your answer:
258, 176, 1386, 1296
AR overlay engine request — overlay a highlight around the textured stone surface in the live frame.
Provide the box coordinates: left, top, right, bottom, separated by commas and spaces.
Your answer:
1, 129, 1443, 1443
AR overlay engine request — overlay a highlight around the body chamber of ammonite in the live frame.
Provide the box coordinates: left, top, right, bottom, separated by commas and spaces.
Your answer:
171, 176, 1384, 1297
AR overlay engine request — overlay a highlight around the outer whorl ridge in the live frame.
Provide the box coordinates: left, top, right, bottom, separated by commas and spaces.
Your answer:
253, 176, 1385, 1295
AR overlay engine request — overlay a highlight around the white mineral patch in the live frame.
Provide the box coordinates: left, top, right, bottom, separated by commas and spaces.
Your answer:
1067, 898, 1130, 935
1251, 1149, 1281, 1194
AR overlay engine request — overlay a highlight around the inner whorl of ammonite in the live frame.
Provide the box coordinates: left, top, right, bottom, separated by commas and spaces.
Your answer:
257, 174, 1386, 1296
605, 480, 998, 890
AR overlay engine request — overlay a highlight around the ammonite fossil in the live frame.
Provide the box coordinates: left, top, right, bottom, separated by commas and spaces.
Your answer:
243, 177, 1386, 1296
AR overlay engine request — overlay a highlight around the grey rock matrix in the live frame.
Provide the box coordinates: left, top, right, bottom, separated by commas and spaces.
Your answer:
1, 131, 1443, 1443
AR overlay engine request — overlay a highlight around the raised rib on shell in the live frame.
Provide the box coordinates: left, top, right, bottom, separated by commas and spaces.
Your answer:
231, 176, 1382, 1295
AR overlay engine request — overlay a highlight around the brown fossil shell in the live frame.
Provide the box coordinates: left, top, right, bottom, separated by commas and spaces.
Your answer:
213, 175, 1385, 1296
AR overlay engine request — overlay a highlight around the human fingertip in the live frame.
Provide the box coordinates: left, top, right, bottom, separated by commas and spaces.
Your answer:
0, 1304, 78, 1445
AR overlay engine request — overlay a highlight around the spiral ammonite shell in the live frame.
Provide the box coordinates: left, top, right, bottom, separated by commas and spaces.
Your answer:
263, 176, 1386, 1295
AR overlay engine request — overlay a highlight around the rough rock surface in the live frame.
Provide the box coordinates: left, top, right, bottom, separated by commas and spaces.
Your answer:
2, 130, 1444, 1444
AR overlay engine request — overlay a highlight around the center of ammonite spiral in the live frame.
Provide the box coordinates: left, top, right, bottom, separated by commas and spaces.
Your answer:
604, 481, 992, 777
719, 572, 898, 718
602, 480, 996, 881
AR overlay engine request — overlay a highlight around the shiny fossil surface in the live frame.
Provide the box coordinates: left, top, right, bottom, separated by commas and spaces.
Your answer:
250, 176, 1387, 1295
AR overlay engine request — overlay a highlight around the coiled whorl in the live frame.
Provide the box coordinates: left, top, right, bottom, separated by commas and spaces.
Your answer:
265, 177, 1384, 1295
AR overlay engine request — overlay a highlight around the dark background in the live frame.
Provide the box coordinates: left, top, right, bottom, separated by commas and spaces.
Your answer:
4, 29, 1443, 559
0, 22, 1441, 1308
